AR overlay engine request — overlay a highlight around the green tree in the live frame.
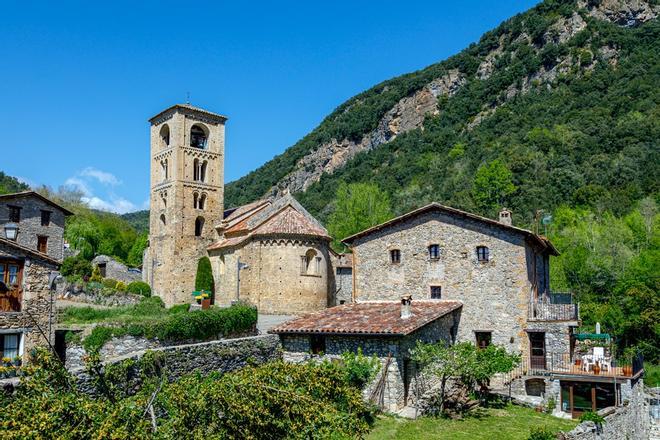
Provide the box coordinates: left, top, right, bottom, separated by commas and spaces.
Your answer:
472, 159, 516, 215
327, 182, 392, 251
126, 233, 148, 268
194, 257, 214, 295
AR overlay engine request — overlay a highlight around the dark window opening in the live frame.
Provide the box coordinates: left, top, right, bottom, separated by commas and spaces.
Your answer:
390, 249, 401, 264
310, 335, 325, 354
8, 206, 21, 223
40, 210, 51, 226
160, 124, 170, 148
428, 244, 440, 259
190, 125, 208, 149
195, 217, 205, 237
97, 263, 107, 278
0, 333, 20, 359
37, 236, 48, 254
430, 285, 442, 299
529, 332, 546, 369
525, 378, 546, 397
477, 246, 489, 262
476, 331, 492, 349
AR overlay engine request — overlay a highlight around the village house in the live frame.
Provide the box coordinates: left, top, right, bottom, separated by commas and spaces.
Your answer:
273, 203, 644, 415
0, 191, 71, 359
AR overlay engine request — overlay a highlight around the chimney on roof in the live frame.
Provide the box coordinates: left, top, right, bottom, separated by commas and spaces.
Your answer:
401, 295, 412, 319
499, 208, 512, 226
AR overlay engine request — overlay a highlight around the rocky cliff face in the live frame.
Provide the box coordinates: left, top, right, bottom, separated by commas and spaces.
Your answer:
231, 0, 658, 203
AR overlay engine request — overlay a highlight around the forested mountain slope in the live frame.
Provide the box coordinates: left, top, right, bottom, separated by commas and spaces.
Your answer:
225, 0, 659, 226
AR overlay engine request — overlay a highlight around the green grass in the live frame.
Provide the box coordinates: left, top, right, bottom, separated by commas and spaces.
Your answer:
367, 404, 577, 440
645, 363, 660, 388
59, 297, 187, 325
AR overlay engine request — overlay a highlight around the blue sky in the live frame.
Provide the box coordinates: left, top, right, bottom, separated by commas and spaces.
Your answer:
0, 0, 539, 213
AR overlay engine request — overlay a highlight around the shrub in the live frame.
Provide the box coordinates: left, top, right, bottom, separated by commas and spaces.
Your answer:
340, 348, 381, 389
86, 281, 103, 291
579, 411, 605, 424
127, 281, 151, 297
115, 281, 127, 292
102, 278, 119, 289
60, 256, 92, 279
194, 257, 214, 296
528, 426, 556, 440
90, 265, 103, 282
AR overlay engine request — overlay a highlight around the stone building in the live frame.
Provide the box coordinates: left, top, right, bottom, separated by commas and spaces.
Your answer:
208, 194, 335, 315
91, 255, 141, 284
0, 192, 71, 359
272, 298, 462, 410
143, 104, 226, 306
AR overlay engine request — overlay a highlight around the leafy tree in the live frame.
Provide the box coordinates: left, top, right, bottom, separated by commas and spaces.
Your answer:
126, 233, 148, 268
472, 159, 516, 215
327, 182, 392, 251
194, 257, 214, 295
60, 255, 93, 279
0, 172, 29, 195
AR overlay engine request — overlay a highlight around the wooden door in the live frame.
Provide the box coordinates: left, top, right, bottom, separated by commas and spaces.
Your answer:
0, 261, 22, 312
529, 332, 546, 370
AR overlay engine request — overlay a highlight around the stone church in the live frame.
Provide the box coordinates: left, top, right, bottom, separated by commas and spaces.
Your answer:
143, 104, 340, 313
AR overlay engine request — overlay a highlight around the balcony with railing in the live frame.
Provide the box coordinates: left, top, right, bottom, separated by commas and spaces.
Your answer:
528, 291, 579, 322
508, 351, 644, 380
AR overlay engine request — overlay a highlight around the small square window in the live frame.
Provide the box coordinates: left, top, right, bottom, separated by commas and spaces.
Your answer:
1, 333, 20, 359
310, 335, 325, 354
390, 249, 401, 264
41, 210, 51, 226
430, 286, 442, 299
428, 244, 440, 260
8, 206, 21, 223
476, 332, 492, 349
477, 246, 489, 262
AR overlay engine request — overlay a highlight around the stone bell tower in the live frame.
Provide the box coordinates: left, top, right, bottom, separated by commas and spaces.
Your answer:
143, 104, 226, 306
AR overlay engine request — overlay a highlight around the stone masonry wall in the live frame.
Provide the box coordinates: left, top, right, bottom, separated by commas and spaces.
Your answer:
72, 334, 281, 395
0, 197, 66, 261
91, 255, 141, 283
0, 241, 57, 358
350, 210, 556, 358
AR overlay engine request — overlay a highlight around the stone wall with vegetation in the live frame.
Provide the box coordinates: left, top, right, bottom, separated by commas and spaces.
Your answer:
73, 334, 281, 395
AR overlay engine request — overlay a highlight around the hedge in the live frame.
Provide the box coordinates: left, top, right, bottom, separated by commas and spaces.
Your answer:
82, 302, 257, 353
127, 281, 151, 297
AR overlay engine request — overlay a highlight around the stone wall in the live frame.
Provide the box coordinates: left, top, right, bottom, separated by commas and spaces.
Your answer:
65, 335, 162, 370
210, 237, 334, 315
332, 253, 353, 306
91, 255, 141, 283
560, 379, 650, 440
0, 241, 58, 358
349, 209, 562, 358
72, 334, 281, 395
0, 196, 66, 261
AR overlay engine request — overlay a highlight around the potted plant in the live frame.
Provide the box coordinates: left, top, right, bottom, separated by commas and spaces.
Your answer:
592, 361, 601, 375
622, 347, 636, 376
12, 355, 21, 368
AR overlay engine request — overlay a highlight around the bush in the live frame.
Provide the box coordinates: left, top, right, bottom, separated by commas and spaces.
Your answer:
127, 281, 151, 297
102, 278, 119, 289
60, 256, 92, 279
194, 257, 214, 295
340, 348, 381, 389
90, 266, 103, 282
579, 411, 605, 424
528, 426, 556, 440
115, 281, 127, 292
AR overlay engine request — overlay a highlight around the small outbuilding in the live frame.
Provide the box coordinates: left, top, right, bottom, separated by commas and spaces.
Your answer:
271, 297, 462, 411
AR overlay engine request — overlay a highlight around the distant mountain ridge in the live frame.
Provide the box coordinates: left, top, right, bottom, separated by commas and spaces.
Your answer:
225, 0, 659, 225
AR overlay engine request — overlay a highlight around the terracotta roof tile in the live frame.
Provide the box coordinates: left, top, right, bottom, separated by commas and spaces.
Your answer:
253, 206, 330, 238
207, 235, 250, 251
270, 300, 462, 336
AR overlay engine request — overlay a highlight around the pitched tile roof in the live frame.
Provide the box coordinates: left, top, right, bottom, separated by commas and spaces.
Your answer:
208, 194, 330, 251
341, 202, 559, 255
270, 300, 462, 336
0, 237, 62, 266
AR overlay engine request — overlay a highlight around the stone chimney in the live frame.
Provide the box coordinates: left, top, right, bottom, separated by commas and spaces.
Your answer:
499, 208, 512, 226
400, 295, 412, 319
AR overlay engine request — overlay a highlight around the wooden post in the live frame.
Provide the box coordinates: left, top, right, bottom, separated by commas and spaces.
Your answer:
591, 386, 596, 412
569, 384, 574, 419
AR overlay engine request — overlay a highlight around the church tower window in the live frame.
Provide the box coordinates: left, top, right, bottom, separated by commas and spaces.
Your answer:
190, 124, 208, 149
195, 217, 205, 237
160, 124, 170, 148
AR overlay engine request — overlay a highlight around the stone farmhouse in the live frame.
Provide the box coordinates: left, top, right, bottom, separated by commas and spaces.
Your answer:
0, 191, 72, 359
273, 203, 644, 415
